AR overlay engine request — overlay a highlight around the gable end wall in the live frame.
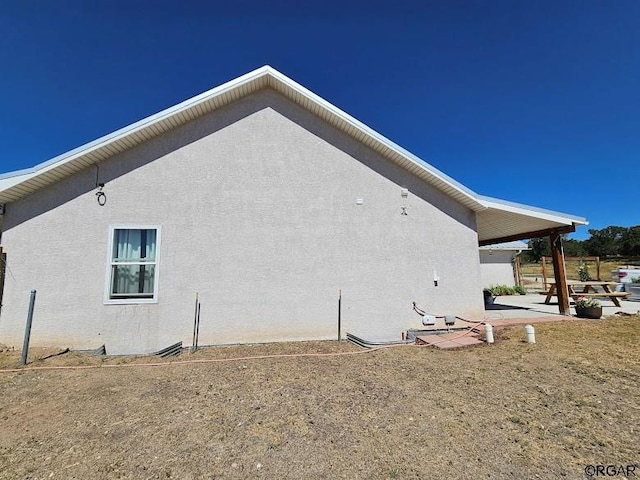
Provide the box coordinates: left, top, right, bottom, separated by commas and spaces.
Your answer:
0, 90, 483, 354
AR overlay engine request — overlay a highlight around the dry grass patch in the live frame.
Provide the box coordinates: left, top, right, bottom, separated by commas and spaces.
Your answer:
1, 316, 639, 479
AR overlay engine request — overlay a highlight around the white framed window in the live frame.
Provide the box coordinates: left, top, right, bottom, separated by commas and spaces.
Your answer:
104, 225, 161, 304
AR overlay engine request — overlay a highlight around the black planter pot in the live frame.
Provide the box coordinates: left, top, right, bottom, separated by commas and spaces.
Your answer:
575, 306, 602, 319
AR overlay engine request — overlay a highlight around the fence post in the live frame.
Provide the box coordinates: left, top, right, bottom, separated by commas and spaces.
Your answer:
337, 289, 342, 341
0, 246, 5, 313
21, 290, 37, 365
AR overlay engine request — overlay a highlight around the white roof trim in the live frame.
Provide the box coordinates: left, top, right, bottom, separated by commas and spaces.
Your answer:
0, 65, 484, 210
265, 68, 481, 208
478, 195, 588, 226
0, 67, 273, 182
0, 65, 588, 242
0, 171, 33, 192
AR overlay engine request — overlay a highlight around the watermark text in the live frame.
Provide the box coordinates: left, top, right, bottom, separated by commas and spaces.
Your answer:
585, 464, 637, 477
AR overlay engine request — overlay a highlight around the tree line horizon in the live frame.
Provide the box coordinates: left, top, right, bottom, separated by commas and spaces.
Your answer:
523, 225, 640, 263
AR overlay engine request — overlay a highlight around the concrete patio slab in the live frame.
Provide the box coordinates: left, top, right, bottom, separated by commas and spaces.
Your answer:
485, 293, 640, 321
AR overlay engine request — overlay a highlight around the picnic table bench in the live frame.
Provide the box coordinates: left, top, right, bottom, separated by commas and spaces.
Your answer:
542, 281, 630, 307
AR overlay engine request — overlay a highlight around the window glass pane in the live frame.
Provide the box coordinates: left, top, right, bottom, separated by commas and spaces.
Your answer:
113, 229, 156, 262
111, 264, 155, 297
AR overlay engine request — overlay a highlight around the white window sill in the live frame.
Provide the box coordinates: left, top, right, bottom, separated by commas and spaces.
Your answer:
104, 297, 158, 305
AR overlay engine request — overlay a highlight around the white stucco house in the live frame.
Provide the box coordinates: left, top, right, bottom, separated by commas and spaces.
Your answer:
0, 66, 586, 354
479, 241, 529, 288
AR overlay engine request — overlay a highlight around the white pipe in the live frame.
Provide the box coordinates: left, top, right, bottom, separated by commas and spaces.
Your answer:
485, 323, 494, 344
525, 324, 536, 344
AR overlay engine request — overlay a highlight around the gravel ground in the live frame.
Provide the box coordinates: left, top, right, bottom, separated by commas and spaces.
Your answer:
1, 315, 639, 479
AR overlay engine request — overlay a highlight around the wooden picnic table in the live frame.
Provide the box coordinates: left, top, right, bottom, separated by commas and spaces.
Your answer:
543, 281, 629, 307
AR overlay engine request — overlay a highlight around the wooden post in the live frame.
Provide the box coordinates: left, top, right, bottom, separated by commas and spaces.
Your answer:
596, 256, 601, 281
549, 231, 571, 315
541, 256, 547, 290
514, 254, 523, 287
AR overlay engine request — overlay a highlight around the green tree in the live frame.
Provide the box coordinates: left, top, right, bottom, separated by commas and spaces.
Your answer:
584, 226, 626, 257
563, 239, 586, 256
524, 237, 551, 262
621, 226, 640, 257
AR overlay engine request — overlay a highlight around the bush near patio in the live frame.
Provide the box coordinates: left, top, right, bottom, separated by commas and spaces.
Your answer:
484, 284, 526, 297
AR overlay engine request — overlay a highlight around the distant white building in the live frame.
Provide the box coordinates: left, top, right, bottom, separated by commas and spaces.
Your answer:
479, 241, 529, 288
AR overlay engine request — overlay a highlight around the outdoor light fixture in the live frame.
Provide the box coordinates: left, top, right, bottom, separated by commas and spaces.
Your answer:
96, 183, 106, 206
94, 165, 106, 206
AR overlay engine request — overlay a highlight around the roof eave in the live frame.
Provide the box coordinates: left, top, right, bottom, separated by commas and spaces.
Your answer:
265, 69, 485, 211
478, 195, 588, 226
0, 66, 486, 211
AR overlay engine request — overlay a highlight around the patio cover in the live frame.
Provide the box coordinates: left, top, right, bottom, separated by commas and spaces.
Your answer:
476, 196, 587, 246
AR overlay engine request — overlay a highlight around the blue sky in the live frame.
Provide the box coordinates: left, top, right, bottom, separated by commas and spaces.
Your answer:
1, 1, 638, 239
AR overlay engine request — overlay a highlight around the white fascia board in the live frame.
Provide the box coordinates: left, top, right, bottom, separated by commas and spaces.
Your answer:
0, 65, 481, 212
0, 166, 37, 181
0, 66, 274, 186
267, 68, 484, 210
478, 195, 588, 226
0, 170, 36, 190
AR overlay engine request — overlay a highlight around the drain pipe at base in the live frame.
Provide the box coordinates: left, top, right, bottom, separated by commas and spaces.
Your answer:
485, 324, 494, 344
525, 324, 536, 343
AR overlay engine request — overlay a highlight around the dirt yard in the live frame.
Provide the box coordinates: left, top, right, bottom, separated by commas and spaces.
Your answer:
1, 315, 639, 479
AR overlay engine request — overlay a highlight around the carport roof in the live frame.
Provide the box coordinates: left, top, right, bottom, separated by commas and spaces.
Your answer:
0, 66, 587, 244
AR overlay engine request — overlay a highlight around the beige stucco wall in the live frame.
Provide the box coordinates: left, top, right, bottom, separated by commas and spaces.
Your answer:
0, 90, 483, 355
479, 250, 517, 287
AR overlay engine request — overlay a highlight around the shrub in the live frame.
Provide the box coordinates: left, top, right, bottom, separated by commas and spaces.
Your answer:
484, 285, 523, 297
575, 296, 600, 308
578, 263, 592, 282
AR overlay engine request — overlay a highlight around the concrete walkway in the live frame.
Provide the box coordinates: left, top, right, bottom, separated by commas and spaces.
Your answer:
416, 294, 640, 349
485, 293, 640, 321
403, 294, 638, 337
